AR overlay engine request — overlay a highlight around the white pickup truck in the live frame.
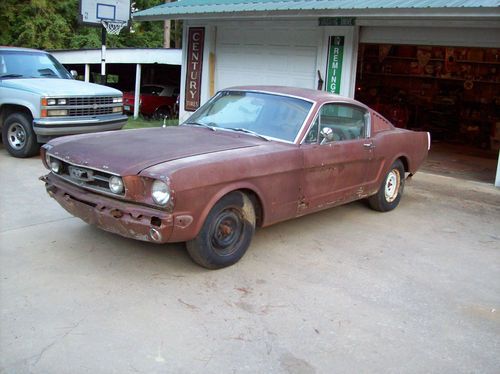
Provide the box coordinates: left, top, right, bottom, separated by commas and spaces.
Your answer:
0, 47, 127, 158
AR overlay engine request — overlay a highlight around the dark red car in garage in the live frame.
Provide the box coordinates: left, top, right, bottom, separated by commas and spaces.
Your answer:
123, 84, 179, 119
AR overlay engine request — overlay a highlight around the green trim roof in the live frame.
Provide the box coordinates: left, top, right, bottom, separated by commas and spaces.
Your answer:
134, 0, 500, 20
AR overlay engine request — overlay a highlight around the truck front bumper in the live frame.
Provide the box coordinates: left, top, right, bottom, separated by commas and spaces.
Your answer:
33, 114, 127, 138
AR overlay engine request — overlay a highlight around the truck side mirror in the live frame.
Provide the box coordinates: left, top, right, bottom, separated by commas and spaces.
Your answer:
70, 70, 78, 78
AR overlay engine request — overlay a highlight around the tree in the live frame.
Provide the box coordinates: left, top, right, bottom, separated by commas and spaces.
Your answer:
0, 0, 169, 50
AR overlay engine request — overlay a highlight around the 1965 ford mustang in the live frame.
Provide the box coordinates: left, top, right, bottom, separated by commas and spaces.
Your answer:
41, 86, 430, 269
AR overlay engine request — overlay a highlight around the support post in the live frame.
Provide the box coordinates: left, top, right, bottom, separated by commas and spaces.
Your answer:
495, 150, 500, 187
101, 26, 107, 84
134, 64, 142, 119
84, 64, 90, 83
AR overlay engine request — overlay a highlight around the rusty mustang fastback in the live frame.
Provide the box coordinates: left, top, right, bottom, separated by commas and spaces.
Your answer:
41, 86, 430, 269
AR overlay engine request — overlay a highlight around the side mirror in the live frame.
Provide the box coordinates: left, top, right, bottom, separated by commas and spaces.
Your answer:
320, 127, 334, 144
70, 70, 78, 78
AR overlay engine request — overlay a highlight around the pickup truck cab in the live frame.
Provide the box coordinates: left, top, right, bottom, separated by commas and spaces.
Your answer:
0, 47, 127, 158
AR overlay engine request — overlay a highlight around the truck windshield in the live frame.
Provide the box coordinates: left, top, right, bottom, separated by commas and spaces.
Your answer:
0, 50, 72, 79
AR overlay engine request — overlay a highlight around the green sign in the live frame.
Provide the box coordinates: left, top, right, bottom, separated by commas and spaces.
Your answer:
325, 36, 344, 94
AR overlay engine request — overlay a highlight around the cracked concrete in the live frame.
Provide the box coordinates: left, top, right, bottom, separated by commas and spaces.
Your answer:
0, 145, 499, 373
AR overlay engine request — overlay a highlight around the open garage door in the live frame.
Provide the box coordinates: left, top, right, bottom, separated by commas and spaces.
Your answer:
355, 28, 500, 183
215, 22, 319, 91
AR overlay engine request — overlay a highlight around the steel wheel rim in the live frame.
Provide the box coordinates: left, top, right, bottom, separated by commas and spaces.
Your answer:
7, 123, 27, 150
211, 209, 243, 256
385, 169, 400, 203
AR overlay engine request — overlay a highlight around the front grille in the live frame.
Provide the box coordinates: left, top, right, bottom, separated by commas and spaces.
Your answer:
67, 97, 114, 106
50, 157, 124, 197
68, 107, 114, 116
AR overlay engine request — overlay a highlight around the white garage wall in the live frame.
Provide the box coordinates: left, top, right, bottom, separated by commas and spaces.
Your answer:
215, 20, 320, 90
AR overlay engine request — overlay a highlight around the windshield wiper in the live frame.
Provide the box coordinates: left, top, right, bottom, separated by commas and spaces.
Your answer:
226, 127, 271, 141
0, 74, 23, 79
184, 122, 217, 131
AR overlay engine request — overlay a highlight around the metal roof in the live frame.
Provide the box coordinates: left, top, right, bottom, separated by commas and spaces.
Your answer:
134, 0, 500, 20
51, 48, 182, 65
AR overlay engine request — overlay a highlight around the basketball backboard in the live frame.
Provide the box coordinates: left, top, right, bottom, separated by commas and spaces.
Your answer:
79, 0, 131, 26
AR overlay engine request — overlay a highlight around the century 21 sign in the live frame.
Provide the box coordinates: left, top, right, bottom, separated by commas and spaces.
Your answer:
185, 27, 205, 111
325, 36, 344, 94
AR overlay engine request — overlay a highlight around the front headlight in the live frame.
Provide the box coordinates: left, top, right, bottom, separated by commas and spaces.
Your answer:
50, 159, 62, 174
113, 97, 123, 103
151, 180, 171, 206
109, 176, 124, 194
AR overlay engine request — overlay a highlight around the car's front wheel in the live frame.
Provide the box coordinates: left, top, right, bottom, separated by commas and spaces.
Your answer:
2, 112, 40, 158
368, 159, 405, 212
186, 191, 256, 269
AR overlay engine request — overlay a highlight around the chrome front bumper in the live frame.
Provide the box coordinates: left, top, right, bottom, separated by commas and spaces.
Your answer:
33, 114, 127, 136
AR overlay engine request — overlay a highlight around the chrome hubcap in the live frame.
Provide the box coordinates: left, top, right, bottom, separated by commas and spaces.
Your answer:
7, 123, 27, 150
384, 169, 400, 203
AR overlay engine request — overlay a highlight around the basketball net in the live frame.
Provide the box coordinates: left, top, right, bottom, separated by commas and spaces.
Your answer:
101, 20, 127, 35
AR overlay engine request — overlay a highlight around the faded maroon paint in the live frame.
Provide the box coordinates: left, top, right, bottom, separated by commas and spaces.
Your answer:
41, 86, 429, 245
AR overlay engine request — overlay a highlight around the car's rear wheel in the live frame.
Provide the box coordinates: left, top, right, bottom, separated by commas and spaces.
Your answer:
186, 191, 256, 269
368, 159, 405, 212
2, 112, 40, 158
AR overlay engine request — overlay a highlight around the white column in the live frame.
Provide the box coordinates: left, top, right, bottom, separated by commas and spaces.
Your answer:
134, 64, 142, 119
495, 151, 500, 187
84, 64, 90, 82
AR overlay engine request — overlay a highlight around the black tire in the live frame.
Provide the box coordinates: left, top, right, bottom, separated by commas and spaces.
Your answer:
153, 106, 171, 121
186, 191, 256, 269
2, 112, 39, 158
368, 159, 405, 212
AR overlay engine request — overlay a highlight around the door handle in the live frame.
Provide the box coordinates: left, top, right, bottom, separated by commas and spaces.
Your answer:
363, 143, 375, 149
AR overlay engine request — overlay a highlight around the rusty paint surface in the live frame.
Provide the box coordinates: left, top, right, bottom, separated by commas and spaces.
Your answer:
41, 86, 429, 245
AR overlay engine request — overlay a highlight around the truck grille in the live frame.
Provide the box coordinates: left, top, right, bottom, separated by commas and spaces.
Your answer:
67, 97, 114, 106
56, 96, 120, 117
50, 157, 124, 197
68, 107, 114, 116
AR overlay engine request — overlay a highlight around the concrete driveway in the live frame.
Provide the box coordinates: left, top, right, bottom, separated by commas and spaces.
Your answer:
1, 145, 499, 374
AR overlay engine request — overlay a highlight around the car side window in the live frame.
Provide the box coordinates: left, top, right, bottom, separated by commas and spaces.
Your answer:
307, 104, 367, 144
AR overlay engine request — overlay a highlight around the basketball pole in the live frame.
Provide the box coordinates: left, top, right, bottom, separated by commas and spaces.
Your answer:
101, 25, 107, 84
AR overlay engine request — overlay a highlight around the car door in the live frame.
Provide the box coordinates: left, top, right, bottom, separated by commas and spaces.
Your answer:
298, 102, 375, 214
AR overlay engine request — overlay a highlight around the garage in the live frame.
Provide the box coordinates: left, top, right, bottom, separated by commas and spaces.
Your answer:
355, 27, 500, 182
134, 0, 500, 186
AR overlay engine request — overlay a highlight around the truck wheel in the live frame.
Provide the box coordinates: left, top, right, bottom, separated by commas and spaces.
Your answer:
368, 159, 405, 212
2, 112, 40, 158
186, 191, 256, 269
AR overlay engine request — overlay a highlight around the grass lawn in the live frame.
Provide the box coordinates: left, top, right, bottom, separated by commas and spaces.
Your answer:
124, 116, 179, 130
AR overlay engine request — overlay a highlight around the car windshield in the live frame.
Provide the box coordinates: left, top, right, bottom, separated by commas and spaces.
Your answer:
0, 50, 72, 79
184, 91, 313, 142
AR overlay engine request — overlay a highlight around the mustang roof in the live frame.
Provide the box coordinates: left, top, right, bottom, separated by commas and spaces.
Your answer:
134, 0, 500, 20
226, 85, 351, 102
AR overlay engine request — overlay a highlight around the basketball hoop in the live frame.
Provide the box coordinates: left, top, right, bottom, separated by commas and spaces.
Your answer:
102, 19, 127, 35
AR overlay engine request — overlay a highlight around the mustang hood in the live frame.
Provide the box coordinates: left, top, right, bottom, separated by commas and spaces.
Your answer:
47, 126, 264, 175
2, 78, 122, 96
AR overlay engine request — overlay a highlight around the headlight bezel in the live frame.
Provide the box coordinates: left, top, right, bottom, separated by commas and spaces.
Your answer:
109, 176, 124, 195
151, 179, 171, 206
50, 159, 62, 174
